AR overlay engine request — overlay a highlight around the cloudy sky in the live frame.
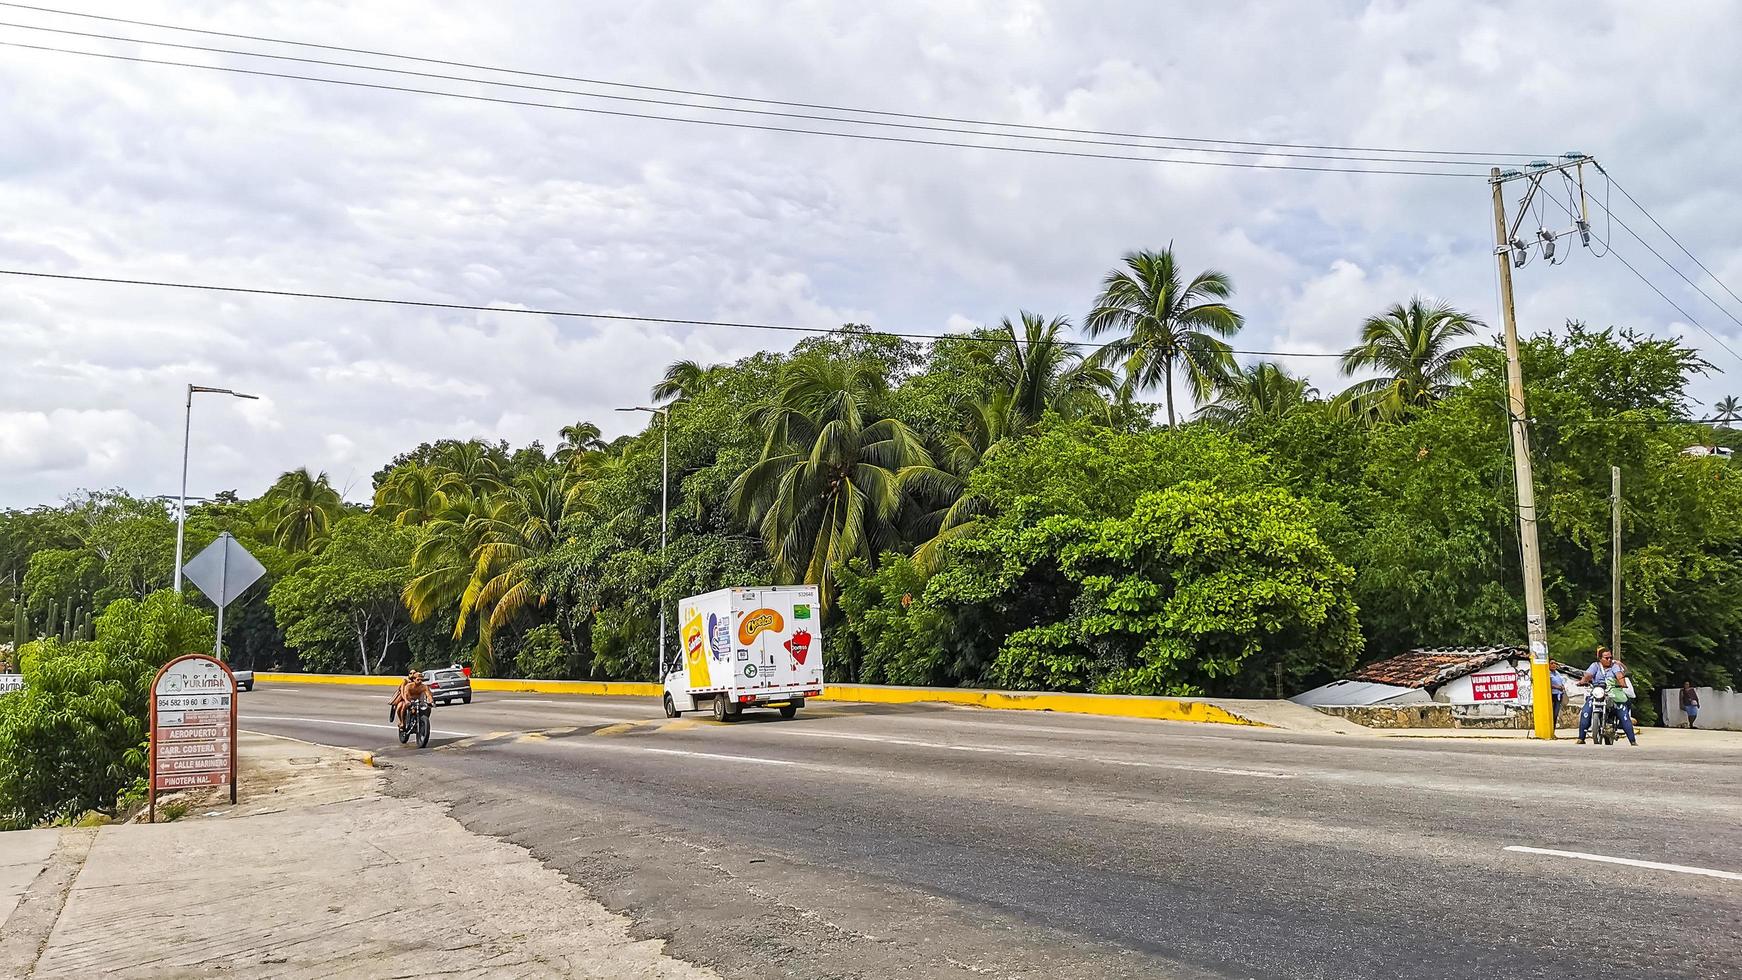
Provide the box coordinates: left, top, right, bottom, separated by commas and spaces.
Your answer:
2, 0, 1739, 507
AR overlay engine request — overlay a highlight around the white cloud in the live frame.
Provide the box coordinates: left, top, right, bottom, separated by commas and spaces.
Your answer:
1, 0, 1739, 505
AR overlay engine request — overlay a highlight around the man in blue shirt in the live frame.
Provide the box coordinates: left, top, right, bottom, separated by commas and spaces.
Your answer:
1578, 646, 1637, 745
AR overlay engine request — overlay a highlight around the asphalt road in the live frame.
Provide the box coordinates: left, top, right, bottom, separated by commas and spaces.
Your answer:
240, 684, 1742, 980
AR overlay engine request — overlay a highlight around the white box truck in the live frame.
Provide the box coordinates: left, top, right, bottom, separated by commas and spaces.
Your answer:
662, 586, 823, 722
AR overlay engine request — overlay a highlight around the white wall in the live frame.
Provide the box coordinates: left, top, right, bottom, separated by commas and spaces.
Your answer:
1659, 687, 1742, 731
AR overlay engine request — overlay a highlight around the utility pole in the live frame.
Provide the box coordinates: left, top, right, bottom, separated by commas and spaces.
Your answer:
1611, 466, 1622, 657
1491, 165, 1554, 740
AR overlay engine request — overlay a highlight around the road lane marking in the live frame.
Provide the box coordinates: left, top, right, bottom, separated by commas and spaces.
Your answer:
241, 715, 470, 737
769, 729, 1294, 779
639, 747, 802, 767
1504, 846, 1742, 882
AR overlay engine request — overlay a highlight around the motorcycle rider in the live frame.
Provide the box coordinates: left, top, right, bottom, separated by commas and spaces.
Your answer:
1577, 646, 1637, 746
391, 670, 434, 728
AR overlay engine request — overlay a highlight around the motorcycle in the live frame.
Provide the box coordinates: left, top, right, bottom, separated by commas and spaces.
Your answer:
1586, 684, 1620, 746
398, 698, 432, 748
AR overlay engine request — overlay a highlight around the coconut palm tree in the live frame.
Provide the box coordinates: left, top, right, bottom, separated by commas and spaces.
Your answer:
402, 469, 573, 675
263, 468, 344, 551
652, 359, 723, 404
1336, 297, 1483, 420
1198, 362, 1319, 426
904, 393, 1015, 574
1085, 246, 1244, 427
970, 312, 1115, 429
730, 357, 935, 606
372, 464, 453, 528
553, 421, 605, 463
1712, 396, 1742, 428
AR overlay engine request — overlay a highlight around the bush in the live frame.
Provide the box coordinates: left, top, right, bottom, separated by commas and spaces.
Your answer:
0, 592, 212, 826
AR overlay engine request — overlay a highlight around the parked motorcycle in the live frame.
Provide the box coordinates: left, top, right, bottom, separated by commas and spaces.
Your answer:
398, 698, 432, 748
1586, 685, 1620, 745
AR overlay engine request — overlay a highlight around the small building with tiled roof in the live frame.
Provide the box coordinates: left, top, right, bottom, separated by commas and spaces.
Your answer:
1292, 645, 1583, 710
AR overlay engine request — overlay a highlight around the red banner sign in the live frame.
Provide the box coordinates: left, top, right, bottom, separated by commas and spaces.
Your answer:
1471, 671, 1520, 702
149, 654, 238, 820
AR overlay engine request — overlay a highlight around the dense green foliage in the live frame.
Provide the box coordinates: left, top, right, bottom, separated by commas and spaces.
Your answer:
5, 251, 1741, 765
0, 592, 212, 826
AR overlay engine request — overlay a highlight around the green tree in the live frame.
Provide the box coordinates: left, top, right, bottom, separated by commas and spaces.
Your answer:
1336, 297, 1482, 420
263, 468, 345, 551
1085, 246, 1243, 427
373, 464, 455, 528
1198, 361, 1318, 426
730, 356, 935, 607
651, 359, 725, 404
0, 591, 212, 826
269, 515, 415, 674
969, 312, 1113, 428
987, 482, 1360, 696
1711, 396, 1741, 427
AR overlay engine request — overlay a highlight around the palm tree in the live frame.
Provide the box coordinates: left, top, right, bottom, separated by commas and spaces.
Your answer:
263, 468, 344, 551
373, 464, 453, 528
554, 422, 604, 463
403, 469, 572, 675
433, 442, 507, 494
1085, 246, 1244, 427
905, 393, 1014, 574
970, 312, 1115, 429
652, 359, 723, 404
1198, 362, 1319, 425
1712, 396, 1742, 428
1336, 297, 1483, 420
730, 357, 935, 607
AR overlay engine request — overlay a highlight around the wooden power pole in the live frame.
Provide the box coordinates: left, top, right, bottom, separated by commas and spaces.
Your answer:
1490, 165, 1556, 740
1612, 466, 1622, 657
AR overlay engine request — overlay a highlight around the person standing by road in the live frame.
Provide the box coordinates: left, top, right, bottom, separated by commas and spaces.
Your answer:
1548, 665, 1568, 728
1680, 682, 1701, 728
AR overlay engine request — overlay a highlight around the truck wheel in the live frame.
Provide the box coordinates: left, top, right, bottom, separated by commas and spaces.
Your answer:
778, 704, 798, 720
664, 694, 680, 718
712, 695, 732, 723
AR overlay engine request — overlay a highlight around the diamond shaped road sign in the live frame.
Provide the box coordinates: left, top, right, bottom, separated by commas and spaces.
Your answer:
182, 532, 266, 609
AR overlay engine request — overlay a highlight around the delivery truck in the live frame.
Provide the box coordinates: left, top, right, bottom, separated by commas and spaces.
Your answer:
662, 586, 823, 722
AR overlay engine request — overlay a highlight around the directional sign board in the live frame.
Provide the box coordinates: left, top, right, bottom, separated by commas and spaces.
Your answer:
182, 532, 266, 609
149, 654, 237, 820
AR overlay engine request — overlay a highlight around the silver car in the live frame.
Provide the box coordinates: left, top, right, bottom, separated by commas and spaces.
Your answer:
425, 668, 471, 705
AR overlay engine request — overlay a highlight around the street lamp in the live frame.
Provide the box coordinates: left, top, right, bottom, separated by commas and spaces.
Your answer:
617, 405, 670, 674
174, 384, 259, 593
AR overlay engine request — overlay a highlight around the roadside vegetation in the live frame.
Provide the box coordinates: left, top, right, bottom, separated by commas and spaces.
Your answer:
4, 246, 1741, 821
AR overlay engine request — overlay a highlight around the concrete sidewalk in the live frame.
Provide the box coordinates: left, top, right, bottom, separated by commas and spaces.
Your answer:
1372, 724, 1742, 748
0, 733, 716, 979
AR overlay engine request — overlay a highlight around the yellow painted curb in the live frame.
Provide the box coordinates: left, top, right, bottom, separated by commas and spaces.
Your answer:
815, 684, 1263, 726
257, 673, 1261, 727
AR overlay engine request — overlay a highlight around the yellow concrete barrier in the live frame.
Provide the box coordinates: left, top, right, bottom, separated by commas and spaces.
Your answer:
815, 684, 1263, 726
254, 673, 660, 697
255, 673, 1259, 726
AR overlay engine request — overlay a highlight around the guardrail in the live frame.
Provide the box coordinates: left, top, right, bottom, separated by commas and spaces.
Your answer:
252, 673, 1262, 726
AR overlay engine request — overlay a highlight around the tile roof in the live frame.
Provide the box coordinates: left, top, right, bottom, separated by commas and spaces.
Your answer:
1347, 645, 1522, 689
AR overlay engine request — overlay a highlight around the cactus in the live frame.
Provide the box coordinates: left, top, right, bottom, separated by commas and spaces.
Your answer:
45, 600, 57, 642
11, 603, 23, 649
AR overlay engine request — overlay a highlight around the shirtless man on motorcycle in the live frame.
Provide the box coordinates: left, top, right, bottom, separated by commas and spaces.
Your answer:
391, 670, 434, 727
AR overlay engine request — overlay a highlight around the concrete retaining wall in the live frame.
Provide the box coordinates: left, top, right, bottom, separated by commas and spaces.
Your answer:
1313, 700, 1579, 730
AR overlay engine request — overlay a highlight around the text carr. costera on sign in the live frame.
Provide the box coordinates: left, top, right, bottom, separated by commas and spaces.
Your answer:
149, 654, 238, 817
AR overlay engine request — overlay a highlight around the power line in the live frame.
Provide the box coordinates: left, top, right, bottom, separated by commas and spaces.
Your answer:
1534, 179, 1742, 369
1597, 166, 1742, 312
1583, 195, 1742, 334
0, 20, 1519, 168
0, 1, 1552, 161
0, 266, 1351, 357
0, 38, 1488, 178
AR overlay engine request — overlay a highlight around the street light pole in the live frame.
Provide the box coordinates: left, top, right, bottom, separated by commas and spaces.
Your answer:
618, 406, 671, 675
174, 385, 260, 593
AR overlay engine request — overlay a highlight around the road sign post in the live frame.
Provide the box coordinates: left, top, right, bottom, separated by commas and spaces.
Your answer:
149, 654, 238, 821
